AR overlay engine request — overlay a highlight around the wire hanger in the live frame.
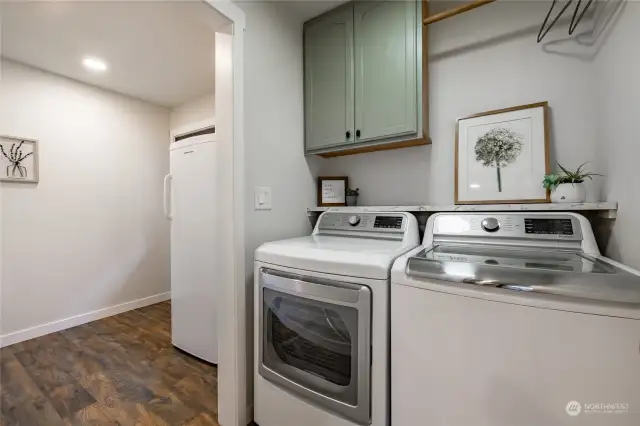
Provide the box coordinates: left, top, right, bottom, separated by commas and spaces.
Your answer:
569, 0, 594, 34
537, 0, 595, 43
575, 0, 623, 44
538, 0, 575, 42
541, 0, 625, 58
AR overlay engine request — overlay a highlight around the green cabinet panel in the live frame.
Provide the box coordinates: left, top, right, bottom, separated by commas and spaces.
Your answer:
304, 0, 424, 156
304, 6, 355, 151
354, 1, 417, 142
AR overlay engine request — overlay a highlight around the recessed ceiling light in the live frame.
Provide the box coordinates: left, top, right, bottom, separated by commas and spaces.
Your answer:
82, 57, 108, 72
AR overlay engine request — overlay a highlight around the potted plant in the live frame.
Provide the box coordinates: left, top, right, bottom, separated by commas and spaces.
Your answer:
346, 188, 360, 206
542, 162, 601, 203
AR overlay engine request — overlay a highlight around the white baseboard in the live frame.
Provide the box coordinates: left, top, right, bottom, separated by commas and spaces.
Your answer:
0, 292, 171, 348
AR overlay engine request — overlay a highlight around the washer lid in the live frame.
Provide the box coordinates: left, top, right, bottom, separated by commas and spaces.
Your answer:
406, 244, 640, 306
256, 235, 416, 280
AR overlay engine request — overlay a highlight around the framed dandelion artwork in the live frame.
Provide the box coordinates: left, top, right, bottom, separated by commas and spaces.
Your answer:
0, 135, 39, 184
455, 102, 550, 204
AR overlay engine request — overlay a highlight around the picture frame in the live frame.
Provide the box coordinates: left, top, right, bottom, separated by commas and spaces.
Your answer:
0, 135, 39, 184
455, 102, 550, 205
317, 176, 348, 207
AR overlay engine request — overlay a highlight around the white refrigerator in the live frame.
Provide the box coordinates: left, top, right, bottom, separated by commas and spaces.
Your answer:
164, 127, 218, 364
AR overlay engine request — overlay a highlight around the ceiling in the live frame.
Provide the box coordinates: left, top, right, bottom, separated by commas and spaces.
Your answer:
0, 1, 230, 107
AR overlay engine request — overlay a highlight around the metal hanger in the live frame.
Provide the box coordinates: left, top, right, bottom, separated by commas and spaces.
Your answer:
537, 0, 595, 43
575, 0, 623, 45
538, 0, 575, 42
569, 0, 594, 34
541, 0, 625, 58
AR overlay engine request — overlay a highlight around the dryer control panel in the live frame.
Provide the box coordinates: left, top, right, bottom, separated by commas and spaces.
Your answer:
315, 212, 419, 242
318, 213, 405, 232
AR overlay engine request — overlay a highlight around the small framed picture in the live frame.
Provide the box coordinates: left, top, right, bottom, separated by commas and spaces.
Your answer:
317, 176, 348, 206
0, 135, 39, 184
455, 102, 550, 204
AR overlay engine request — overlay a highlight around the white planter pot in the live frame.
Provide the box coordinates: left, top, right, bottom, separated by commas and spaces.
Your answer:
551, 182, 586, 203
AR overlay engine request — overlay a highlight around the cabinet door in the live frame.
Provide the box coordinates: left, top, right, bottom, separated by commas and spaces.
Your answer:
354, 1, 417, 142
304, 6, 355, 151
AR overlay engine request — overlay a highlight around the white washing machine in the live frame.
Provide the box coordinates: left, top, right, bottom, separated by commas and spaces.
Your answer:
391, 212, 640, 426
254, 211, 419, 426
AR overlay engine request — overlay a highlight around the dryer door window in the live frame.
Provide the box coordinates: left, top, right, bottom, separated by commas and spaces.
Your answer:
259, 269, 372, 425
266, 291, 355, 388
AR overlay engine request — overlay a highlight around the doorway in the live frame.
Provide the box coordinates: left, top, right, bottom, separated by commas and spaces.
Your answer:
0, 1, 245, 424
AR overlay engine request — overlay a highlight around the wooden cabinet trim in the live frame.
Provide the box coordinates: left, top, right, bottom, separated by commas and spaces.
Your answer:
422, 0, 429, 141
318, 137, 429, 158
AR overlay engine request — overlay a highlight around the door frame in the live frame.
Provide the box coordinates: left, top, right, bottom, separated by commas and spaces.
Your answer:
200, 1, 247, 426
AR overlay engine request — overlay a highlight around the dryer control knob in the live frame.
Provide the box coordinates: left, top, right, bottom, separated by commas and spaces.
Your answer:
348, 215, 361, 226
481, 217, 500, 232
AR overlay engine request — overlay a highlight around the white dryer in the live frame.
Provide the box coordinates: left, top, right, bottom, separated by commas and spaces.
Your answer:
391, 212, 640, 426
254, 211, 419, 426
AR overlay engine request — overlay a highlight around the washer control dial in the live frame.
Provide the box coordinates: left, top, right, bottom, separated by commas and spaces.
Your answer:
348, 215, 361, 226
481, 217, 500, 232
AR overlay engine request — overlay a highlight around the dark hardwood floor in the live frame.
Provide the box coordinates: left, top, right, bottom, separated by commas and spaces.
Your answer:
0, 301, 220, 426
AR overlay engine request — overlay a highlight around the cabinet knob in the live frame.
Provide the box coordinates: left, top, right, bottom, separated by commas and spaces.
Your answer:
356, 130, 361, 137
346, 131, 351, 139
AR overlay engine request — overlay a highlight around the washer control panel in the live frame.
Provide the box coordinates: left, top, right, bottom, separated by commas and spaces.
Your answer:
524, 218, 573, 235
432, 213, 582, 241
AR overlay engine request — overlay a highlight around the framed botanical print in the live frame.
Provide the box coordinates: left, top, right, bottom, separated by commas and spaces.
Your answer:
317, 176, 348, 206
0, 135, 39, 184
455, 102, 550, 204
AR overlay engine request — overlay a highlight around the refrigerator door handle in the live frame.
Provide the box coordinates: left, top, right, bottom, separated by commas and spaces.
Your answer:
163, 174, 172, 220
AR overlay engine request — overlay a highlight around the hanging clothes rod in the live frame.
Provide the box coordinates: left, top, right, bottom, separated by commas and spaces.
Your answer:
423, 0, 497, 25
421, 0, 594, 43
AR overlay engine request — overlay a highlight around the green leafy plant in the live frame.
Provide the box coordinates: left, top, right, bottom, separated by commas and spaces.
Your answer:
346, 188, 359, 196
542, 162, 601, 191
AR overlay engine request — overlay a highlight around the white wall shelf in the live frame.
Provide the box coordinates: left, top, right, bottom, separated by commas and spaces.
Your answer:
308, 202, 618, 218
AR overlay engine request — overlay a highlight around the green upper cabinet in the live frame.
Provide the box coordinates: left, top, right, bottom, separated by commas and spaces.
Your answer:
354, 1, 417, 142
304, 0, 426, 157
304, 6, 355, 151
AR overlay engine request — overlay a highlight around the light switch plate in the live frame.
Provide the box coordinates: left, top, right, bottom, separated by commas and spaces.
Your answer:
254, 186, 272, 210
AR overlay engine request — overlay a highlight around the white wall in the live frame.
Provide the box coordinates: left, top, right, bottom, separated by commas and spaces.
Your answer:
170, 91, 215, 131
241, 1, 321, 265
319, 1, 601, 206
0, 60, 171, 340
236, 0, 323, 415
595, 1, 640, 268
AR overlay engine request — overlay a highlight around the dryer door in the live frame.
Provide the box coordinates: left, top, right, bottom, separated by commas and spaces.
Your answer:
258, 268, 372, 425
